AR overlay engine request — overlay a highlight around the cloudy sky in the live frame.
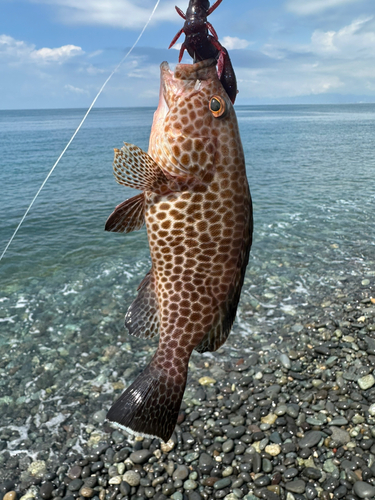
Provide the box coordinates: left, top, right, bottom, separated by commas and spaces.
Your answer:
1, 0, 375, 108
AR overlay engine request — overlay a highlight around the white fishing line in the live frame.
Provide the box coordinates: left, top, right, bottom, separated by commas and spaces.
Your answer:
0, 0, 161, 263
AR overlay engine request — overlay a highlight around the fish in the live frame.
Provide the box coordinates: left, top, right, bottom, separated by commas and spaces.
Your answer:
106, 58, 253, 442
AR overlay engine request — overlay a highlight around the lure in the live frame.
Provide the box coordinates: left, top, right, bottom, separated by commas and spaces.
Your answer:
169, 0, 238, 103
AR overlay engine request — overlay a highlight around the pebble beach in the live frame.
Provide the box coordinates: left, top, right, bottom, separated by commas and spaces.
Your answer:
1, 273, 375, 500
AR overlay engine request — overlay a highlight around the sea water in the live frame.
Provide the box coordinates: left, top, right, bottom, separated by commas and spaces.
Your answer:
0, 105, 374, 459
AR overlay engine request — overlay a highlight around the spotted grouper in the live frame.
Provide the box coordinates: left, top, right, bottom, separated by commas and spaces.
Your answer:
106, 58, 253, 442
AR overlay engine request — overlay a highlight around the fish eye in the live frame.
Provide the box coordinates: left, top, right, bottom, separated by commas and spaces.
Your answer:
209, 96, 227, 118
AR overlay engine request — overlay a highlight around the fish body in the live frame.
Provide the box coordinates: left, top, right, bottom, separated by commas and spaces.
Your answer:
106, 58, 252, 442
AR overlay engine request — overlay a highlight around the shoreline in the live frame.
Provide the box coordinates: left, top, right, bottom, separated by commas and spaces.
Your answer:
1, 277, 375, 500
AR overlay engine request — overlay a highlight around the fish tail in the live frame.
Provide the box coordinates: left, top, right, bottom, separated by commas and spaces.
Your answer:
106, 352, 188, 442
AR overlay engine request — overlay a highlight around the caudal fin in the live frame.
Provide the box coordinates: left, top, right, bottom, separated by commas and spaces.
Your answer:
106, 359, 187, 442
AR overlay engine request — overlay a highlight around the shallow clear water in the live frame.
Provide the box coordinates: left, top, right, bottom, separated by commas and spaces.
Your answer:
0, 105, 374, 417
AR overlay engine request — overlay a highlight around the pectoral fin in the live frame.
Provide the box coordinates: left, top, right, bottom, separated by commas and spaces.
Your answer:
113, 143, 169, 192
105, 193, 145, 233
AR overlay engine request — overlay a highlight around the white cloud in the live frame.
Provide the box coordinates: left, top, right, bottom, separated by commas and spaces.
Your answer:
31, 44, 83, 62
237, 65, 343, 99
221, 36, 251, 50
310, 16, 375, 57
31, 0, 185, 29
261, 16, 375, 60
0, 34, 83, 64
234, 16, 375, 100
286, 0, 362, 16
65, 84, 88, 94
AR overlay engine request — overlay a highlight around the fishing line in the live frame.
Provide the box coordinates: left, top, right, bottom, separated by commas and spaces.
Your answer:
0, 0, 161, 263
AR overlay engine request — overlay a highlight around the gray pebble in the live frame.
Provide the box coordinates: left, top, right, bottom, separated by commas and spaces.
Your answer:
67, 479, 83, 492
183, 479, 197, 490
184, 452, 199, 463
123, 470, 140, 487
39, 481, 54, 499
328, 417, 348, 426
262, 458, 273, 473
111, 430, 125, 444
213, 478, 231, 490
129, 450, 153, 464
226, 426, 246, 439
67, 466, 82, 480
92, 410, 106, 424
173, 465, 189, 481
279, 354, 291, 369
329, 426, 350, 447
353, 481, 375, 498
299, 431, 322, 448
284, 468, 298, 480
285, 479, 306, 493
222, 439, 234, 453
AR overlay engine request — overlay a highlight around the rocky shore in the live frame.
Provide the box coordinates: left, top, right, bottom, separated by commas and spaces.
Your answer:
1, 276, 375, 500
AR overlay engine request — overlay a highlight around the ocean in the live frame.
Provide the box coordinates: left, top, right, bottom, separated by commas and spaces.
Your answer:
0, 105, 374, 471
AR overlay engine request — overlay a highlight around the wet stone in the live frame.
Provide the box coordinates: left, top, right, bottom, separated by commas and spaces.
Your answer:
129, 450, 153, 464
222, 439, 234, 453
173, 465, 189, 481
353, 481, 375, 498
92, 410, 106, 424
305, 484, 318, 500
252, 452, 262, 473
303, 468, 322, 480
279, 354, 291, 369
184, 452, 199, 463
119, 481, 131, 496
81, 466, 91, 479
0, 483, 15, 495
285, 479, 306, 494
299, 431, 322, 448
187, 492, 202, 500
253, 475, 271, 487
67, 466, 82, 480
3, 493, 17, 500
39, 482, 54, 499
83, 477, 97, 488
329, 427, 350, 447
90, 461, 104, 473
226, 426, 246, 439
328, 417, 348, 426
265, 444, 281, 456
183, 480, 197, 490
79, 487, 94, 498
284, 468, 298, 480
262, 458, 273, 473
111, 431, 125, 444
123, 471, 140, 487
213, 478, 231, 490
67, 479, 83, 492
358, 374, 375, 390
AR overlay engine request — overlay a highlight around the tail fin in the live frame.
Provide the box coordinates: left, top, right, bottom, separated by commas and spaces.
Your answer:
106, 358, 187, 442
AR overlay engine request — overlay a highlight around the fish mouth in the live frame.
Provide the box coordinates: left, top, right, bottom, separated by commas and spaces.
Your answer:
160, 59, 217, 109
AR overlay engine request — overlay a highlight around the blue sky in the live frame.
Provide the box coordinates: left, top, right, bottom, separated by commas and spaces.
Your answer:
1, 0, 375, 108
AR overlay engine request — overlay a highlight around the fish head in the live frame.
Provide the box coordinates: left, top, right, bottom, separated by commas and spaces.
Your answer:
149, 59, 236, 181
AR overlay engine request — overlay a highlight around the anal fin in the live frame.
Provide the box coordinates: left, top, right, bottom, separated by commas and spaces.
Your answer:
125, 270, 160, 339
105, 193, 145, 233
